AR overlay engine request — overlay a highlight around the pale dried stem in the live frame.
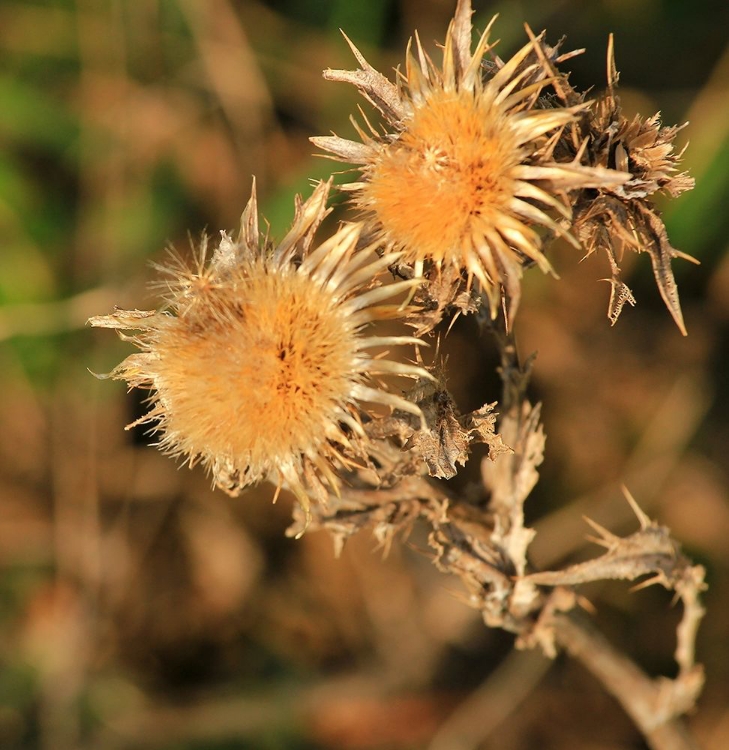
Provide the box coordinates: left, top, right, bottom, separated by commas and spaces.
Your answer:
309, 481, 703, 749
477, 309, 533, 415
554, 613, 702, 750
297, 311, 704, 749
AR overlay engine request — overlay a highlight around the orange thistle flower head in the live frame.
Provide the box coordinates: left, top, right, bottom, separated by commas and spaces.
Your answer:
313, 0, 627, 320
90, 181, 430, 523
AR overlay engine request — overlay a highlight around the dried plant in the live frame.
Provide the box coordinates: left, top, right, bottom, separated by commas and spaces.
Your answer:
90, 181, 430, 523
312, 12, 627, 324
562, 35, 698, 334
90, 1, 704, 748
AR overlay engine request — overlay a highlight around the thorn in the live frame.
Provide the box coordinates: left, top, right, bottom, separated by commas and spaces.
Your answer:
673, 249, 701, 265
621, 485, 652, 530
630, 574, 663, 593
584, 534, 610, 549
446, 309, 461, 336
574, 137, 589, 163
576, 595, 597, 615
606, 33, 619, 91
583, 515, 619, 546
339, 29, 371, 71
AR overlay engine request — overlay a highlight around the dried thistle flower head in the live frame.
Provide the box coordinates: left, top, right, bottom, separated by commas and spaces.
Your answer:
312, 0, 626, 322
90, 181, 430, 522
570, 36, 697, 333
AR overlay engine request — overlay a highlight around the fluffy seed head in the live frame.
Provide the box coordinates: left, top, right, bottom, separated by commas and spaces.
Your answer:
313, 1, 628, 319
90, 181, 429, 520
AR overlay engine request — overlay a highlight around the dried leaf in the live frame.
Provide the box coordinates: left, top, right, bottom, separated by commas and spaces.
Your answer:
464, 403, 512, 461
606, 277, 637, 326
636, 202, 697, 336
403, 386, 470, 479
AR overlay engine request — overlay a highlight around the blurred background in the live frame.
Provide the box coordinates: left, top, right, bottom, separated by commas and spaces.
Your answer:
1, 0, 728, 748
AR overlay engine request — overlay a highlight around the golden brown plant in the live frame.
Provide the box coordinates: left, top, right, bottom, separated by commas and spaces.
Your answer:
89, 3, 705, 748
90, 181, 430, 522
312, 3, 627, 324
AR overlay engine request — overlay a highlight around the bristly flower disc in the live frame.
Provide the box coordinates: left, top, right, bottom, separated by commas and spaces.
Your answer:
89, 181, 430, 524
312, 0, 627, 322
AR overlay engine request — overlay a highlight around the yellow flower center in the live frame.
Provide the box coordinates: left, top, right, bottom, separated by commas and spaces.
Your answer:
362, 89, 520, 264
153, 267, 356, 467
